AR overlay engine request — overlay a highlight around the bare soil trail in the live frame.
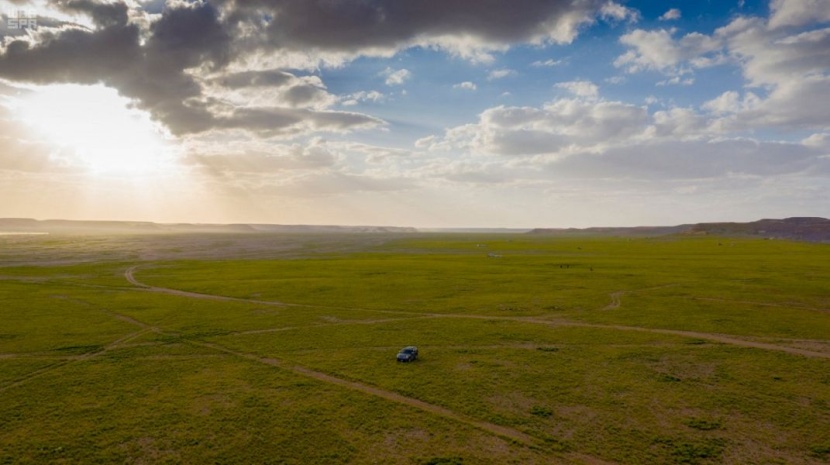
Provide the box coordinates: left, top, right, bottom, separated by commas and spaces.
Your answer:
125, 266, 290, 307
189, 340, 537, 446
693, 297, 830, 313
124, 266, 830, 360
541, 320, 830, 359
124, 266, 541, 448
0, 327, 151, 394
124, 266, 424, 318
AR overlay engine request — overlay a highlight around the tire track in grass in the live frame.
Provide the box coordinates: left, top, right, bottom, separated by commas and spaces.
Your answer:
439, 315, 830, 360
125, 266, 545, 448
0, 327, 151, 393
187, 340, 537, 447
0, 295, 164, 394
125, 266, 830, 359
226, 315, 441, 337
693, 297, 830, 313
125, 265, 423, 317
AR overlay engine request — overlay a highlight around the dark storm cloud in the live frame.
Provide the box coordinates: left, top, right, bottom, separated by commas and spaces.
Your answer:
0, 1, 225, 134
219, 70, 295, 89
53, 0, 130, 28
221, 0, 605, 52
0, 0, 610, 135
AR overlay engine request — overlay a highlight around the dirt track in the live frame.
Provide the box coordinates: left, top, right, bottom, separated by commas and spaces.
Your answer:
112, 264, 830, 456
0, 326, 151, 394
125, 265, 830, 360
190, 340, 536, 446
124, 266, 539, 448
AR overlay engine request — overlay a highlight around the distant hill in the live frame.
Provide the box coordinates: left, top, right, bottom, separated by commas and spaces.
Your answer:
687, 217, 830, 242
529, 217, 830, 242
0, 218, 417, 235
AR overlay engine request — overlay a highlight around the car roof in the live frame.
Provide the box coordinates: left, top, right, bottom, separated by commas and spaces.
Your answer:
400, 346, 417, 351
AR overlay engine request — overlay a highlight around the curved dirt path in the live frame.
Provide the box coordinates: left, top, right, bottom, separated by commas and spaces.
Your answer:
125, 266, 422, 317
528, 319, 830, 360
126, 266, 290, 306
693, 297, 830, 313
125, 266, 538, 447
190, 340, 536, 446
0, 326, 151, 394
125, 266, 830, 360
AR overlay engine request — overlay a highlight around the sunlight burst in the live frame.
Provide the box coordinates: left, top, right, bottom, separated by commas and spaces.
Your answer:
16, 84, 175, 175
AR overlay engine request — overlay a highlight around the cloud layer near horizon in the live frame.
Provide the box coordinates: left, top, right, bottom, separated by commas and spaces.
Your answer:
0, 0, 828, 227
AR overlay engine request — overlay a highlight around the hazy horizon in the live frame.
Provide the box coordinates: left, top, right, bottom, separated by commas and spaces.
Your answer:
0, 0, 828, 228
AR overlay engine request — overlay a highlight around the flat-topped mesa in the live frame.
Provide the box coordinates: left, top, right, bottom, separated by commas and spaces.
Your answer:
0, 218, 418, 234
529, 217, 830, 242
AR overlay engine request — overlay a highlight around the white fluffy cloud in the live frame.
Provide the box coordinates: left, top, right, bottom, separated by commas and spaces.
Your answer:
382, 68, 412, 86
555, 80, 600, 99
768, 0, 830, 29
599, 2, 640, 22
659, 9, 682, 21
453, 81, 478, 91
531, 59, 564, 67
340, 91, 386, 107
421, 95, 648, 157
615, 28, 723, 74
487, 69, 517, 80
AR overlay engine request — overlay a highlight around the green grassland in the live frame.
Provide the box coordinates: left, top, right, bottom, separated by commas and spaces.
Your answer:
1, 233, 829, 464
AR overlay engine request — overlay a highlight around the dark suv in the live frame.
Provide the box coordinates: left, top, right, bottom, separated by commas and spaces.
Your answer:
396, 346, 418, 362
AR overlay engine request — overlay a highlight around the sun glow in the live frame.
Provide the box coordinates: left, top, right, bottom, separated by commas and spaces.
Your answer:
16, 84, 176, 175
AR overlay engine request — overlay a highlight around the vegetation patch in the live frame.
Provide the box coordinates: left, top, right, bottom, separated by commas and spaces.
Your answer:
810, 444, 830, 459
683, 418, 722, 431
420, 457, 464, 465
1, 234, 829, 464
530, 406, 553, 418
536, 346, 559, 352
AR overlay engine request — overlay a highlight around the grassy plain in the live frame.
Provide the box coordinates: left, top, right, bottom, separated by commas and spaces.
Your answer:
0, 233, 828, 464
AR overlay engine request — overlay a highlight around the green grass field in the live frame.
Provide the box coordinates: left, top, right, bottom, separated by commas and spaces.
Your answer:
1, 233, 828, 464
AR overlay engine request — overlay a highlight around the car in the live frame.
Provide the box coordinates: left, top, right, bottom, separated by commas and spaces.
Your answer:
396, 346, 418, 362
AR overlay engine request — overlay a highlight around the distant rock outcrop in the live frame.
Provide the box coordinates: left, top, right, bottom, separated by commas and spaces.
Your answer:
529, 217, 830, 242
0, 218, 417, 235
687, 217, 830, 242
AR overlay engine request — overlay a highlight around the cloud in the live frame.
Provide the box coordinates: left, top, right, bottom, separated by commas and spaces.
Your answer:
707, 19, 830, 132
659, 9, 682, 21
615, 28, 723, 74
531, 59, 563, 67
382, 68, 411, 86
243, 172, 419, 198
614, 10, 830, 134
0, 2, 388, 137
185, 139, 340, 174
340, 90, 385, 107
803, 133, 830, 151
656, 76, 694, 86
552, 138, 829, 180
768, 0, 830, 29
599, 2, 640, 23
0, 0, 631, 140
228, 0, 622, 60
423, 97, 648, 157
208, 70, 338, 109
487, 68, 517, 80
555, 80, 599, 99
453, 81, 477, 91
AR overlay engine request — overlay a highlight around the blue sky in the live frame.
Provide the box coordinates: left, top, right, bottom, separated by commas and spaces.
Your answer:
0, 0, 827, 227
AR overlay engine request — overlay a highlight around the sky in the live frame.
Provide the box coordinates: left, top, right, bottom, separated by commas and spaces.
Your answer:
0, 0, 828, 228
